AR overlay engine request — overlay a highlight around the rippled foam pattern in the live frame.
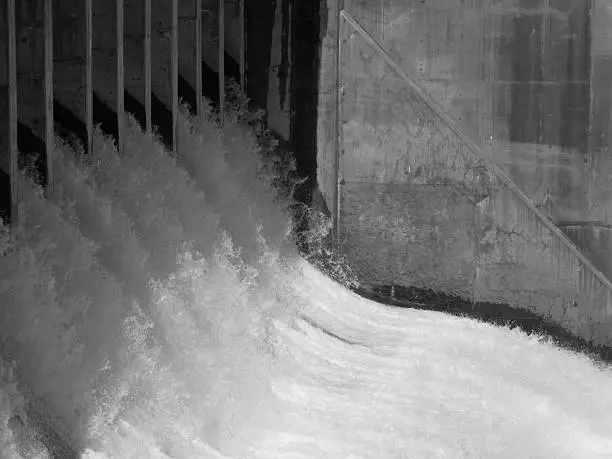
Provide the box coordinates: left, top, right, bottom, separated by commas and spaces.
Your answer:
1, 104, 612, 458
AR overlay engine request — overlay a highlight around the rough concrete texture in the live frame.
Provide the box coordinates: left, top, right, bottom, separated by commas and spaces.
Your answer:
338, 36, 491, 297
493, 141, 588, 223
560, 224, 612, 288
318, 0, 612, 347
475, 188, 612, 347
341, 181, 477, 297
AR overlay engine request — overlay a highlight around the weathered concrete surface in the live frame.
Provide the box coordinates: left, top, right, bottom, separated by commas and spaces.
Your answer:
560, 224, 612, 283
318, 0, 612, 347
489, 0, 592, 226
341, 181, 477, 297
316, 0, 339, 207
246, 0, 294, 139
475, 188, 612, 347
337, 42, 492, 298
492, 141, 587, 223
322, 0, 595, 223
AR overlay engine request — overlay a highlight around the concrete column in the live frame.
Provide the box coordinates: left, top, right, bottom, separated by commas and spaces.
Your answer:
219, 0, 224, 121
238, 0, 245, 91
91, 0, 122, 139
157, 0, 201, 115
266, 0, 291, 138
86, 0, 93, 151
172, 0, 179, 150
0, 0, 19, 225
117, 0, 125, 152
0, 0, 53, 223
43, 0, 53, 190
15, 0, 46, 145
195, 0, 203, 118
54, 0, 89, 145
246, 0, 275, 113
123, 0, 205, 110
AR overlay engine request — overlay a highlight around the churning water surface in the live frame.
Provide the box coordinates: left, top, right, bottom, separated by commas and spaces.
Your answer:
1, 108, 612, 459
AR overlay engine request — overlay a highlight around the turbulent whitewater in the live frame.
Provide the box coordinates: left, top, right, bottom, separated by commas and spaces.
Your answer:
1, 103, 612, 458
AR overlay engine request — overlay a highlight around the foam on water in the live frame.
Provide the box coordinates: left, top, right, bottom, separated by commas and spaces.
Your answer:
1, 104, 612, 458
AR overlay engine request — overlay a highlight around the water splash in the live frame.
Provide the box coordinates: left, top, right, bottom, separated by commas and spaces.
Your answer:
1, 103, 612, 458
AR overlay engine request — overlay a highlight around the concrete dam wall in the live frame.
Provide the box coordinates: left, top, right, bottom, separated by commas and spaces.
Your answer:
318, 0, 612, 348
2, 0, 612, 350
0, 0, 324, 214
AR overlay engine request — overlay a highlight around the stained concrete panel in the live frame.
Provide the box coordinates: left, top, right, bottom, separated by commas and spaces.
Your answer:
342, 0, 493, 137
491, 141, 587, 222
592, 0, 612, 56
340, 25, 495, 200
561, 224, 612, 283
582, 1, 612, 227
323, 0, 594, 226
590, 55, 612, 154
